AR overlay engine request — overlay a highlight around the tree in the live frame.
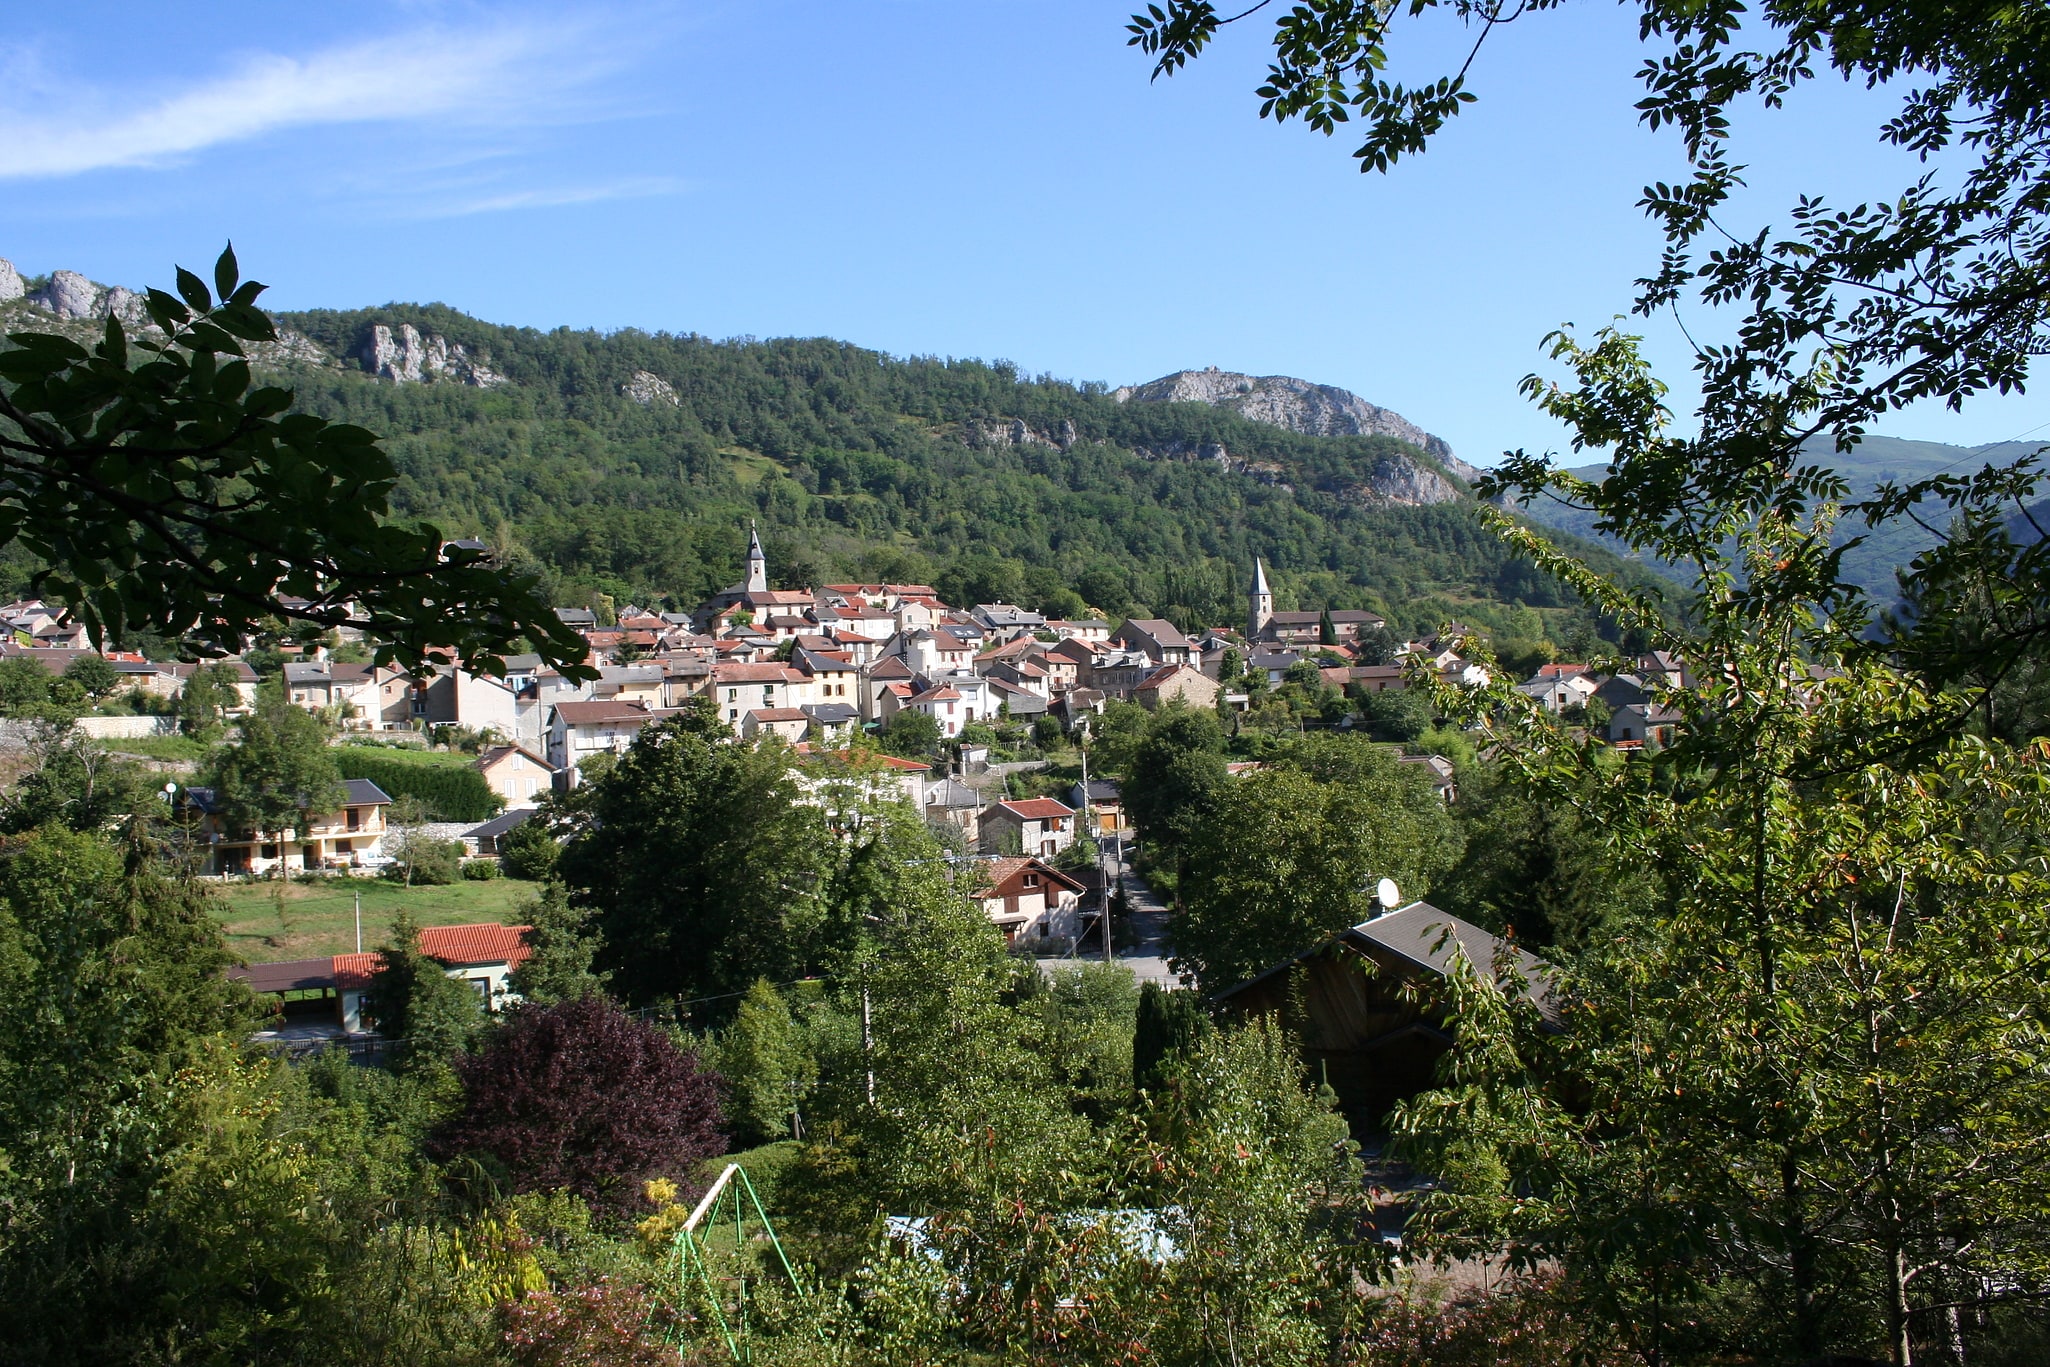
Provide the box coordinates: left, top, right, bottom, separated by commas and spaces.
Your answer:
61, 653, 120, 702
0, 246, 589, 677
1317, 607, 1336, 646
1131, 979, 1208, 1093
498, 809, 563, 881
0, 723, 157, 834
1358, 684, 1431, 742
204, 688, 343, 878
878, 707, 942, 758
715, 978, 816, 1146
364, 910, 482, 1068
507, 880, 609, 1006
556, 698, 830, 1009
1173, 740, 1463, 990
0, 655, 50, 714
1121, 704, 1228, 855
0, 827, 248, 1354
429, 995, 725, 1217
177, 661, 243, 740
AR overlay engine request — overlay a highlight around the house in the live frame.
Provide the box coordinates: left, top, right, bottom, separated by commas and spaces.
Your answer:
1112, 618, 1194, 665
1070, 779, 1123, 835
1214, 900, 1558, 1135
742, 707, 811, 744
1046, 619, 1112, 644
547, 699, 656, 775
464, 807, 537, 858
800, 701, 861, 744
967, 856, 1088, 945
980, 797, 1078, 858
1517, 671, 1599, 713
282, 660, 377, 715
239, 921, 536, 1035
1397, 753, 1459, 801
792, 747, 933, 811
923, 776, 985, 844
1609, 702, 1681, 747
909, 684, 967, 738
1133, 663, 1219, 711
711, 662, 810, 727
971, 603, 1046, 637
475, 743, 559, 806
183, 777, 393, 877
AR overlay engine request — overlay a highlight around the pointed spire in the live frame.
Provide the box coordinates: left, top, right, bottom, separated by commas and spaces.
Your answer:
1251, 557, 1271, 597
744, 520, 768, 593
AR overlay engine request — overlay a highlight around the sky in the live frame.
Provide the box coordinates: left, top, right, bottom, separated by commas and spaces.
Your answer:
4, 0, 2046, 467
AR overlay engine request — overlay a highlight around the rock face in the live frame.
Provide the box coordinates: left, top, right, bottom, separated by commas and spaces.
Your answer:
0, 258, 23, 303
359, 323, 504, 387
622, 370, 680, 406
31, 269, 109, 320
964, 416, 1079, 450
1115, 367, 1472, 475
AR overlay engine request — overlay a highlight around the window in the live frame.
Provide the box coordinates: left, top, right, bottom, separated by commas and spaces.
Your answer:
1023, 874, 1039, 888
728, 689, 738, 701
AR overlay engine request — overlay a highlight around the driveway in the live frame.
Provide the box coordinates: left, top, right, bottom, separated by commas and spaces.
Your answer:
1036, 835, 1187, 990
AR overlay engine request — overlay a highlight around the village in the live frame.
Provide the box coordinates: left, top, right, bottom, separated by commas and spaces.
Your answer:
0, 524, 1695, 1140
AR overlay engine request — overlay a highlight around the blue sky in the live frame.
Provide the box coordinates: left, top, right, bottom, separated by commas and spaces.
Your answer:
4, 1, 2044, 466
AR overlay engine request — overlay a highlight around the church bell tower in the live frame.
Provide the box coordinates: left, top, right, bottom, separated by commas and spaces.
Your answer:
744, 521, 769, 594
1249, 556, 1273, 639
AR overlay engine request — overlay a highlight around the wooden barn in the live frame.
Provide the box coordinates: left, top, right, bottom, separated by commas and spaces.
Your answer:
1214, 900, 1557, 1136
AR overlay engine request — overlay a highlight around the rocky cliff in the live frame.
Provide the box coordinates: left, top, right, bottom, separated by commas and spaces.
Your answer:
1115, 367, 1476, 478
0, 256, 329, 367
358, 322, 504, 387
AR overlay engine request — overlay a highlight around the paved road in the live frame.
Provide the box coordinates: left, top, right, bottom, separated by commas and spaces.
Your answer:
1035, 837, 1187, 989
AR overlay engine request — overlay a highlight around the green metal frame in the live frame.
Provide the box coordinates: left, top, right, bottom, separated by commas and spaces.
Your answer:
663, 1161, 816, 1362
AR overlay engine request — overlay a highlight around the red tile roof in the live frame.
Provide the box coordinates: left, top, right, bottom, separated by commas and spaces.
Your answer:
712, 662, 805, 684
331, 951, 383, 991
555, 700, 652, 724
995, 798, 1075, 821
418, 922, 533, 969
747, 707, 810, 722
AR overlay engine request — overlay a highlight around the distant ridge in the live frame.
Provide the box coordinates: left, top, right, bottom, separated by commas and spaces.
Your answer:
1114, 367, 1475, 479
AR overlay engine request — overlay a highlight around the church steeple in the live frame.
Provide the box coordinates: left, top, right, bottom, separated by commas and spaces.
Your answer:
1249, 556, 1273, 639
744, 521, 769, 594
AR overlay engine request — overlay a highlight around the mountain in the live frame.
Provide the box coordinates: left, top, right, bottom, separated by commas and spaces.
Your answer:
0, 257, 1642, 645
1515, 435, 2050, 603
1116, 367, 1478, 488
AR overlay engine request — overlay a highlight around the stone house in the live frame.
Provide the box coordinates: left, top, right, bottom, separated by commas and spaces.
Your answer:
980, 797, 1078, 859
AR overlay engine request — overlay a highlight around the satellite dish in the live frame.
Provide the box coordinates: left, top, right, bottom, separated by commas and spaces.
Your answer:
1375, 878, 1401, 911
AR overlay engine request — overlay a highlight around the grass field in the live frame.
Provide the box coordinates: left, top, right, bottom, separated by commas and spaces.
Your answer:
332, 743, 480, 767
101, 735, 215, 763
214, 875, 538, 963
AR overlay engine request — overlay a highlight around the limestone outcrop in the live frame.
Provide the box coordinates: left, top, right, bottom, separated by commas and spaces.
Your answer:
359, 323, 505, 387
1114, 366, 1473, 475
0, 258, 23, 303
622, 370, 680, 406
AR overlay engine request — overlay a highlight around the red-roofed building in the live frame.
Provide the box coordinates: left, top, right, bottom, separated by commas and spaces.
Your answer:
548, 699, 656, 775
981, 797, 1078, 859
234, 922, 534, 1036
967, 856, 1088, 945
742, 706, 811, 743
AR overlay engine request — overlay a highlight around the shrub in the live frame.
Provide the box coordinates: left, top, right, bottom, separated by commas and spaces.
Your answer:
430, 997, 726, 1217
462, 858, 500, 881
499, 818, 561, 881
383, 835, 464, 886
335, 749, 503, 821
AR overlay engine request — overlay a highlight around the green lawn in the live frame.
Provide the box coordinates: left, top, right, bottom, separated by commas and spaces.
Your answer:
214, 875, 538, 963
100, 735, 215, 763
332, 743, 479, 767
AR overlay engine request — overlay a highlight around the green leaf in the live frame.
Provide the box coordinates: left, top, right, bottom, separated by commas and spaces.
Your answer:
174, 267, 213, 313
213, 242, 239, 303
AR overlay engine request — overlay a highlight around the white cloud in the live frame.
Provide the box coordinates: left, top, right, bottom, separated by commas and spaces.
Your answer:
421, 176, 689, 217
0, 20, 610, 180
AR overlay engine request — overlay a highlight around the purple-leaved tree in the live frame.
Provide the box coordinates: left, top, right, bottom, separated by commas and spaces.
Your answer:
431, 996, 725, 1216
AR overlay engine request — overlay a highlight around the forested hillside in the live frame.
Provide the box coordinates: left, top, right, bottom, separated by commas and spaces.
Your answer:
1517, 435, 2050, 603
271, 302, 1631, 641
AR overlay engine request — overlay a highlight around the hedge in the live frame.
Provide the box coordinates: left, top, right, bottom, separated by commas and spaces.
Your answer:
335, 750, 504, 822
